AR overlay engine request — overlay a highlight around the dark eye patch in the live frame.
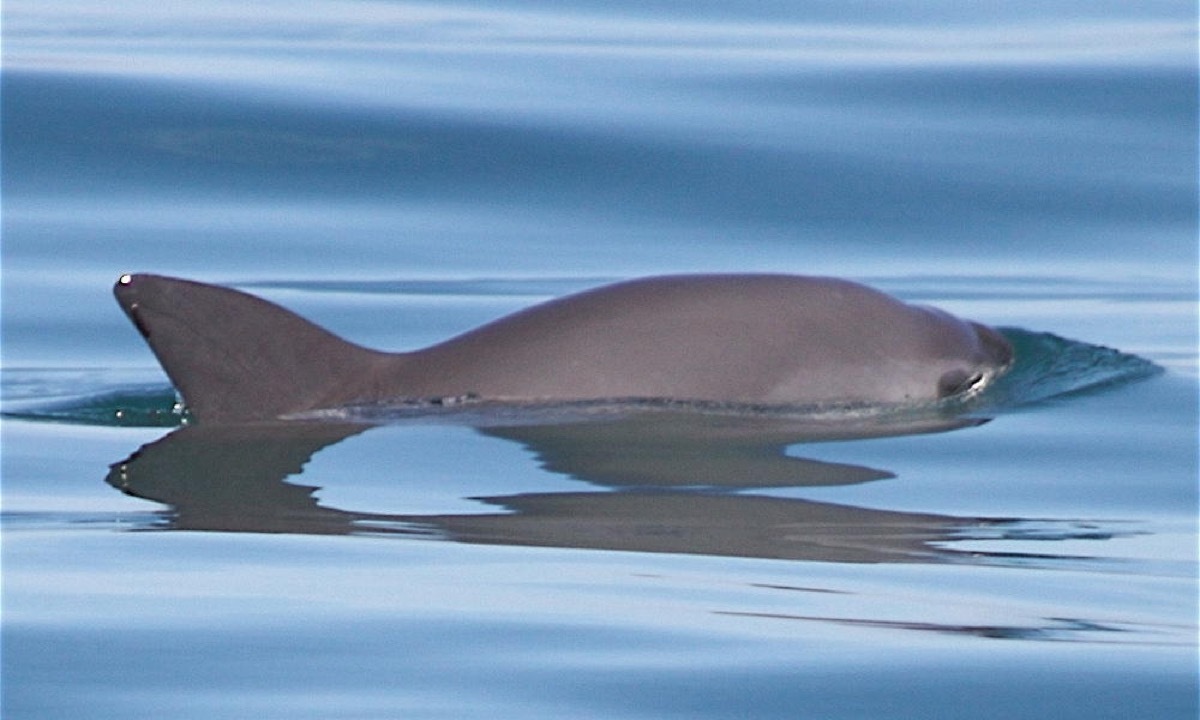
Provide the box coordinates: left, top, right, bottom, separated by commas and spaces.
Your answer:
938, 369, 984, 398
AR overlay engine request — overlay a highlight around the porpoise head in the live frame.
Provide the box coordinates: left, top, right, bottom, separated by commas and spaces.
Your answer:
936, 321, 1013, 399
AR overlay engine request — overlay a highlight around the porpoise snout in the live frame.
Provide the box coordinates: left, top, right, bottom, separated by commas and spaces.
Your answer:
936, 323, 1014, 399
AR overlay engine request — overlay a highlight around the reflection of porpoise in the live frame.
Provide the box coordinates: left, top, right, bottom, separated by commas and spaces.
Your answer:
103, 422, 978, 563
114, 273, 1013, 423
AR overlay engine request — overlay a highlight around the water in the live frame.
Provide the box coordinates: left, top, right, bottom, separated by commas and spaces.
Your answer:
3, 1, 1197, 718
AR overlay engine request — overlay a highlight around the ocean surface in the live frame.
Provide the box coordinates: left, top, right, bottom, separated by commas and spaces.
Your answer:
2, 1, 1197, 718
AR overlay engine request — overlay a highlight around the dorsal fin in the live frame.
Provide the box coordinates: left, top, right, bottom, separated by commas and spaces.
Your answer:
114, 274, 396, 423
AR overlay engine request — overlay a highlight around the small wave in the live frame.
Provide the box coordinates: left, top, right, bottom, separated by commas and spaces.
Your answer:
979, 328, 1163, 408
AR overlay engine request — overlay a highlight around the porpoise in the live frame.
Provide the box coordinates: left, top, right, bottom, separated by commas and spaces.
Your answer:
114, 273, 1013, 423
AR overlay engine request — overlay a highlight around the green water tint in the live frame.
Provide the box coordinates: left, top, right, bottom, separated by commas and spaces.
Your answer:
4, 329, 1162, 429
4, 386, 191, 427
986, 328, 1163, 406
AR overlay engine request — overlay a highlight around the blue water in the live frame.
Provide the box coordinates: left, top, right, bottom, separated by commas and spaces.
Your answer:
3, 2, 1197, 718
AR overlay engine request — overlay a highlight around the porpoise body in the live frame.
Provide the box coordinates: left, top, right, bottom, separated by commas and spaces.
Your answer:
114, 273, 1013, 423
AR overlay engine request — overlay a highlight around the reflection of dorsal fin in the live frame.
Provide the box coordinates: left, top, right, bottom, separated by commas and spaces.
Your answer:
114, 274, 404, 422
106, 423, 369, 533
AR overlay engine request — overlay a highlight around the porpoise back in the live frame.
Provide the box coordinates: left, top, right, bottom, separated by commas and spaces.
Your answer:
114, 273, 1013, 423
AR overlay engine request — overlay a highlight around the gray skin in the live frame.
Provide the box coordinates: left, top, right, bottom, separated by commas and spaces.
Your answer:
114, 273, 1013, 424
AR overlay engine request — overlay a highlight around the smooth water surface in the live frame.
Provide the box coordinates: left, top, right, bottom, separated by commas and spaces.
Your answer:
3, 1, 1197, 718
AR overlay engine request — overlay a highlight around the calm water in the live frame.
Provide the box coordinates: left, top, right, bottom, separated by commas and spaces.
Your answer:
3, 1, 1197, 718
